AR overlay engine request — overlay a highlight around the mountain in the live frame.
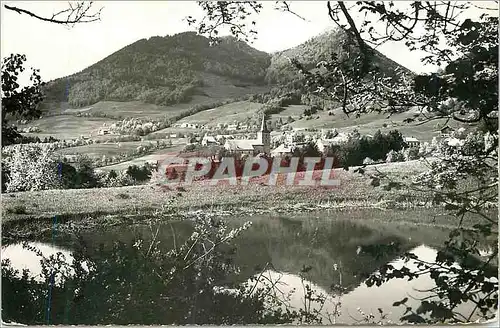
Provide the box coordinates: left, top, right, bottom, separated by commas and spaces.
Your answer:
42, 32, 272, 110
41, 28, 413, 115
265, 29, 412, 85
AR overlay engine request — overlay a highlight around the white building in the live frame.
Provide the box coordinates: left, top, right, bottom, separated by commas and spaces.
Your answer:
404, 137, 420, 148
201, 135, 219, 146
271, 144, 295, 157
315, 133, 349, 153
98, 128, 110, 135
227, 123, 239, 131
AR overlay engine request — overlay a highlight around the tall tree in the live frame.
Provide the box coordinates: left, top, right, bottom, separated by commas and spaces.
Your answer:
1, 2, 102, 146
189, 1, 498, 323
1, 54, 45, 146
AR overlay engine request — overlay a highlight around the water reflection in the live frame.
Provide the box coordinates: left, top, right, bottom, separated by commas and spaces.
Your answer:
1, 215, 493, 325
1, 242, 75, 284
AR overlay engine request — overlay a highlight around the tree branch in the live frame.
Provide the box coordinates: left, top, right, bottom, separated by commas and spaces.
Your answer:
4, 2, 102, 26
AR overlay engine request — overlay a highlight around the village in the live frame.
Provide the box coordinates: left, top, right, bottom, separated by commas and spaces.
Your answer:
169, 115, 459, 159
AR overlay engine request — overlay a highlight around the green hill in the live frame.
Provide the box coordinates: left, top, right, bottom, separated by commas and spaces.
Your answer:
266, 28, 411, 85
41, 32, 272, 111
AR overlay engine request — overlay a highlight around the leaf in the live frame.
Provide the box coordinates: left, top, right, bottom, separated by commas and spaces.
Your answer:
393, 297, 408, 307
401, 313, 426, 323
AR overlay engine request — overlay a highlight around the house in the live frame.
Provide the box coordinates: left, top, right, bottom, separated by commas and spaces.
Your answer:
440, 125, 455, 138
224, 139, 258, 155
404, 137, 420, 148
98, 128, 110, 135
63, 155, 79, 163
271, 144, 295, 157
179, 122, 199, 129
315, 133, 349, 153
201, 135, 219, 146
227, 123, 239, 131
224, 115, 271, 156
446, 137, 464, 147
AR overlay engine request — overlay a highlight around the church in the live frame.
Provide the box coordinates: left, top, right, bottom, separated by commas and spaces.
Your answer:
223, 115, 270, 156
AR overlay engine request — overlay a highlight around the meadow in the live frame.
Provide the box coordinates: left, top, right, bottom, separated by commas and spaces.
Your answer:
62, 100, 192, 119
285, 107, 462, 142
175, 100, 263, 126
96, 145, 186, 171
1, 160, 436, 222
55, 139, 185, 160
20, 115, 117, 140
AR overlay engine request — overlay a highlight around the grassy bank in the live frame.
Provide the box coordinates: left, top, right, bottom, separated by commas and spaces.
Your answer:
1, 160, 495, 228
1, 160, 432, 219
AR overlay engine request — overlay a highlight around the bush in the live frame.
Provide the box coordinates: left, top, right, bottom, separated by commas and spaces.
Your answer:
72, 156, 99, 189
5, 204, 27, 214
126, 164, 153, 183
363, 157, 375, 165
403, 147, 419, 161
386, 149, 405, 163
3, 144, 61, 192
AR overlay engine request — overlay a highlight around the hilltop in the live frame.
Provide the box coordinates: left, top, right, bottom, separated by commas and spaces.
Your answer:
40, 28, 414, 115
41, 32, 272, 113
265, 28, 412, 85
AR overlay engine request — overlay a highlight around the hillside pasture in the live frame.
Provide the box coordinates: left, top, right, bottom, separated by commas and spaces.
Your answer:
271, 105, 309, 120
55, 140, 174, 159
286, 107, 464, 142
150, 126, 203, 136
62, 100, 193, 120
97, 145, 186, 171
199, 73, 271, 99
177, 101, 263, 126
20, 115, 117, 140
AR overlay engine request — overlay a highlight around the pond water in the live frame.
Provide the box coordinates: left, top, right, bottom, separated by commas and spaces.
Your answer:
1, 213, 495, 325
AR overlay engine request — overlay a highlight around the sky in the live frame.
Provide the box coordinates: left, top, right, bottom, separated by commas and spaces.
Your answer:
1, 1, 497, 85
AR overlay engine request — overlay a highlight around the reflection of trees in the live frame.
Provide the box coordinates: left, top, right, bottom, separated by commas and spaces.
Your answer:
226, 217, 417, 294
2, 215, 454, 324
69, 216, 419, 293
2, 217, 295, 325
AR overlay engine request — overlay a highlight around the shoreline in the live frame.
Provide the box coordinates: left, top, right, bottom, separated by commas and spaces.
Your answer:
2, 161, 496, 233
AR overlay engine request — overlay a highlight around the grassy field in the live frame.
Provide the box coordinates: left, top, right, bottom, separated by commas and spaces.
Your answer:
177, 101, 263, 126
21, 115, 117, 140
55, 140, 177, 159
197, 72, 270, 99
281, 106, 463, 142
3, 159, 495, 234
62, 100, 192, 120
150, 126, 204, 136
1, 160, 429, 219
96, 145, 186, 171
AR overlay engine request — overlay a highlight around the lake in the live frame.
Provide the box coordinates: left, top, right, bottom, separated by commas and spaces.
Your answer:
1, 212, 496, 325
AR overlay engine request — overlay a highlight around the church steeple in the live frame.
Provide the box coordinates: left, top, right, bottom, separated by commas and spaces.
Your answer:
260, 114, 269, 133
257, 114, 270, 154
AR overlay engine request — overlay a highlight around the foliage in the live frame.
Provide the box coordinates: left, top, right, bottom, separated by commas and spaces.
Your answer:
126, 164, 154, 183
190, 1, 498, 324
1, 54, 45, 146
325, 129, 405, 168
385, 149, 405, 163
0, 215, 307, 325
2, 143, 61, 192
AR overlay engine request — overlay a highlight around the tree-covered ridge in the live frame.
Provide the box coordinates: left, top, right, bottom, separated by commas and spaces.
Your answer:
266, 28, 410, 85
42, 32, 271, 108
